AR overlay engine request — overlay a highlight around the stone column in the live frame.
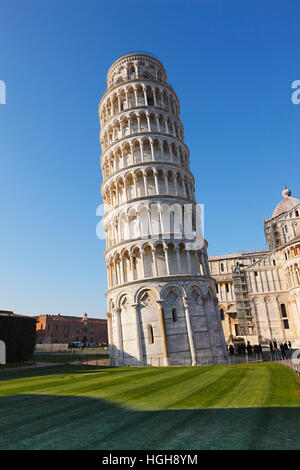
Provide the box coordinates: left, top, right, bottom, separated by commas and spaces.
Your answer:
113, 307, 123, 365
153, 170, 159, 195
119, 258, 125, 284
106, 312, 114, 365
201, 253, 207, 276
146, 113, 151, 132
134, 87, 138, 107
143, 171, 148, 196
147, 209, 152, 237
176, 247, 182, 273
141, 251, 146, 278
160, 141, 164, 160
164, 247, 170, 275
156, 116, 160, 132
186, 250, 192, 274
150, 139, 155, 161
153, 88, 157, 106
143, 87, 148, 106
152, 248, 158, 276
132, 303, 143, 365
133, 174, 138, 198
165, 119, 169, 134
182, 178, 187, 197
140, 141, 144, 162
165, 172, 170, 194
174, 175, 178, 196
172, 121, 176, 136
183, 297, 197, 365
130, 254, 135, 281
114, 260, 119, 285
156, 300, 169, 366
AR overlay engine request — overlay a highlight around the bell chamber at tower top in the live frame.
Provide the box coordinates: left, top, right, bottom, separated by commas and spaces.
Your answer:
99, 53, 183, 158
106, 53, 168, 89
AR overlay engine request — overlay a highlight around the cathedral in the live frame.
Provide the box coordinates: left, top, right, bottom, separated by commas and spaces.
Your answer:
98, 53, 228, 366
209, 187, 300, 347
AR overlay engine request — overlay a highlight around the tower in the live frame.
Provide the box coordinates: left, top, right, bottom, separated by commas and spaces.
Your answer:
98, 53, 227, 366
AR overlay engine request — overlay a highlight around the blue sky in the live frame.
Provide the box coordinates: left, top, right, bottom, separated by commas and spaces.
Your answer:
0, 0, 299, 318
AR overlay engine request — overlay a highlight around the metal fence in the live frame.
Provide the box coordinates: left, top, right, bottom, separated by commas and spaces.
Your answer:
272, 358, 300, 376
106, 348, 300, 370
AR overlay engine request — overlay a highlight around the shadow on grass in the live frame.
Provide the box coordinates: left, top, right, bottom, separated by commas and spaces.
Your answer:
0, 393, 299, 450
0, 365, 118, 382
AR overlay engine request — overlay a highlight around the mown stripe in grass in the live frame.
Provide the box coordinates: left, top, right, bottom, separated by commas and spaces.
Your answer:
110, 366, 228, 410
0, 367, 161, 397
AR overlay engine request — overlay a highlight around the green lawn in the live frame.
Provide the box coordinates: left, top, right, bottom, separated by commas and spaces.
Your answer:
32, 353, 109, 363
0, 362, 299, 450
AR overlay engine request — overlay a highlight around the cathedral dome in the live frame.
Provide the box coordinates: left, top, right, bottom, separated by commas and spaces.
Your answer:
272, 187, 300, 217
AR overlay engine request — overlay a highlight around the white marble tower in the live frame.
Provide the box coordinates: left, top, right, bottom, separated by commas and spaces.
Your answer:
98, 53, 227, 366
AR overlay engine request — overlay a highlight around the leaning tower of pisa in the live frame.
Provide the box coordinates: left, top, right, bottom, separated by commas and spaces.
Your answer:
98, 53, 227, 366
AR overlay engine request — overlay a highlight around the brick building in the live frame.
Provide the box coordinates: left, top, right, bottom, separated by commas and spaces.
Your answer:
34, 313, 108, 345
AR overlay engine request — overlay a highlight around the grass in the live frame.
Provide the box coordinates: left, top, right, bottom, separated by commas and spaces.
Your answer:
32, 353, 109, 363
0, 362, 299, 450
0, 362, 34, 370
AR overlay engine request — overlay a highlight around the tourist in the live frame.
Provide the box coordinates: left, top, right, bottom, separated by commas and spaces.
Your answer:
280, 343, 286, 359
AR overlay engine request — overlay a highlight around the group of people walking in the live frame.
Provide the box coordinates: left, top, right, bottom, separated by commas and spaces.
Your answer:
228, 341, 262, 356
269, 339, 292, 359
228, 339, 294, 360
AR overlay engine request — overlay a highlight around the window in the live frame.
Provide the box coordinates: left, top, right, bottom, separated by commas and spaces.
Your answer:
172, 308, 177, 322
280, 304, 289, 329
129, 64, 136, 79
220, 309, 225, 321
254, 271, 258, 277
296, 210, 299, 217
272, 259, 276, 266
280, 303, 287, 318
220, 263, 224, 272
226, 283, 229, 293
283, 319, 290, 329
216, 284, 219, 293
148, 325, 154, 344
